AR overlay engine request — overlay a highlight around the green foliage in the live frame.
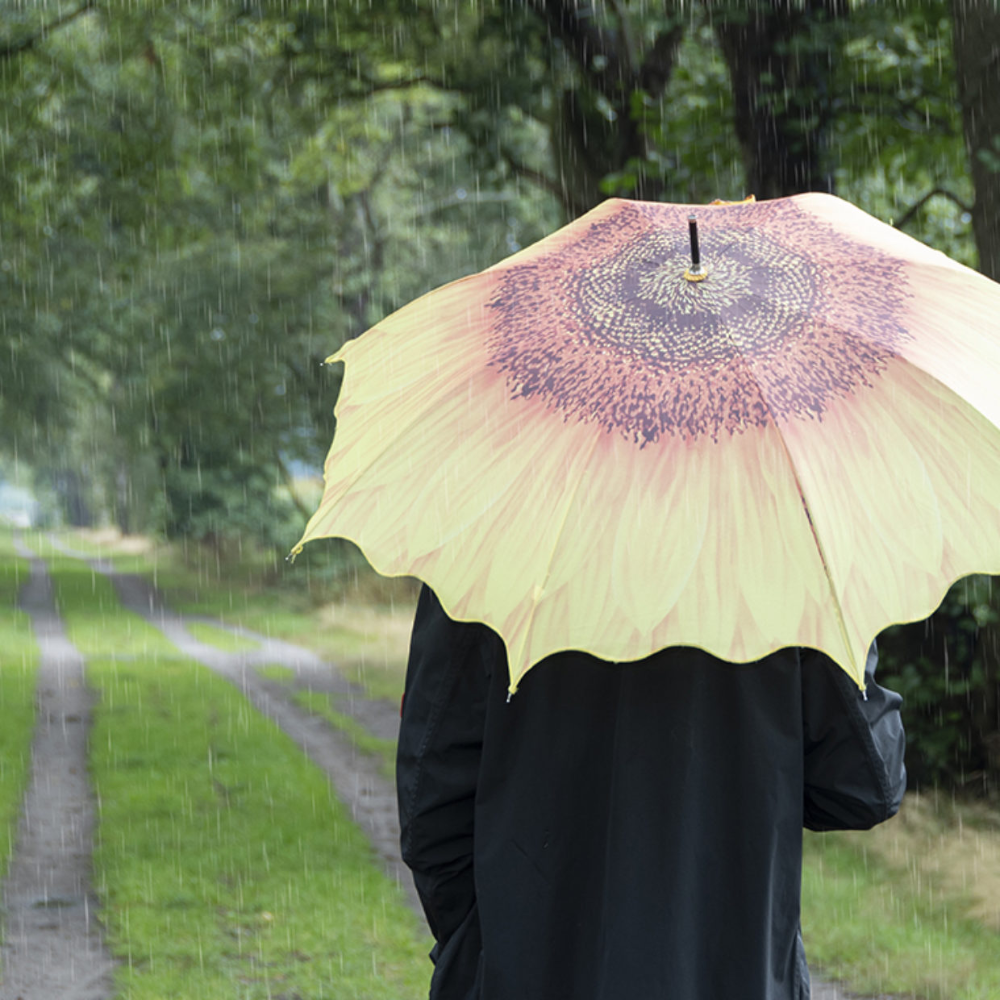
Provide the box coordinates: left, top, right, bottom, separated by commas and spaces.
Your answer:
602, 20, 744, 203
831, 2, 976, 264
3, 0, 1000, 801
878, 576, 1000, 792
802, 818, 1000, 999
0, 0, 557, 540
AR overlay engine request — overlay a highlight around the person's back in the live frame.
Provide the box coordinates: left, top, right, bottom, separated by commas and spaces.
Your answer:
398, 587, 906, 1000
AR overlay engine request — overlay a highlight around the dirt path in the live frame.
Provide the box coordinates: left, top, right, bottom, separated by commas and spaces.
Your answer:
44, 537, 419, 913
1, 540, 116, 1000
37, 537, 874, 1000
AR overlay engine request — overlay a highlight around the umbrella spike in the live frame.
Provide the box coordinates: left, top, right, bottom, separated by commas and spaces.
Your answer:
685, 216, 707, 282
689, 216, 701, 269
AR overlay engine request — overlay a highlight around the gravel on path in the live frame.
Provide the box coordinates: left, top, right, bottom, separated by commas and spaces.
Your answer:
1, 539, 116, 1000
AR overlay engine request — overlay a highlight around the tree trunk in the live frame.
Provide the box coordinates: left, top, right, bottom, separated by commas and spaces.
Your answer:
527, 0, 686, 215
57, 468, 93, 527
713, 1, 842, 199
952, 0, 1000, 281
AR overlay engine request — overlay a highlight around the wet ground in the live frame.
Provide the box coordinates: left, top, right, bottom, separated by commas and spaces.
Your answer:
1, 536, 883, 999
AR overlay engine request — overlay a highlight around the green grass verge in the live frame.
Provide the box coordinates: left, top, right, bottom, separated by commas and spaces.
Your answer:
0, 531, 38, 884
293, 689, 398, 781
89, 654, 429, 998
45, 552, 177, 659
185, 622, 260, 653
43, 545, 431, 998
802, 819, 1000, 999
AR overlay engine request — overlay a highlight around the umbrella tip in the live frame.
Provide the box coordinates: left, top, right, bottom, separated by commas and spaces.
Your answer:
685, 216, 707, 283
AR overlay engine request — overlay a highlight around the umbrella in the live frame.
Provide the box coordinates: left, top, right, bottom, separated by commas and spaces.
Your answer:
292, 194, 1000, 694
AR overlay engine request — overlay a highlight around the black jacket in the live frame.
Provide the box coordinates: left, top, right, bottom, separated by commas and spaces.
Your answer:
398, 587, 906, 1000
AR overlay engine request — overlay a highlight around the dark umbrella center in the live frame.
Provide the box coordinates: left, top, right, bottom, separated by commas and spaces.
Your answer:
486, 201, 911, 445
571, 226, 818, 368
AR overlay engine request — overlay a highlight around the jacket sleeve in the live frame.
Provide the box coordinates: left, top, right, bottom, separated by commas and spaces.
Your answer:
802, 641, 907, 832
396, 585, 491, 953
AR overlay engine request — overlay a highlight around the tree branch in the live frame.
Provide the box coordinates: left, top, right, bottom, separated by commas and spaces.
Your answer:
894, 187, 972, 231
0, 1, 97, 63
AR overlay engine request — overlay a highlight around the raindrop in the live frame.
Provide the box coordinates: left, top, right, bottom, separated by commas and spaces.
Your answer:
274, 384, 286, 396
248, 313, 259, 325
455, 187, 468, 200
210, 328, 226, 341
43, 226, 55, 237
960, 212, 971, 224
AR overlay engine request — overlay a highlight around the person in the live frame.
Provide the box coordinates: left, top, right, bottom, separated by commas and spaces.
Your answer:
397, 586, 906, 1000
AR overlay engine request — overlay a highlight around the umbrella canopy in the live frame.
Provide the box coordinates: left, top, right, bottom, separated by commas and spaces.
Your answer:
293, 194, 1000, 693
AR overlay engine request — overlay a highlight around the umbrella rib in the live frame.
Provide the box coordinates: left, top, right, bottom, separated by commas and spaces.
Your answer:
510, 428, 604, 690
303, 277, 499, 538
298, 375, 457, 547
719, 327, 858, 672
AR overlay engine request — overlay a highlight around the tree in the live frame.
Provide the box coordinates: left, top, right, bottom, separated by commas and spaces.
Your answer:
712, 0, 845, 198
0, 0, 557, 545
952, 0, 1000, 281
2, 0, 998, 791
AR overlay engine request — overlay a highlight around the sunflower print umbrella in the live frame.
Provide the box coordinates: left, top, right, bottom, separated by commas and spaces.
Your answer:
293, 193, 1000, 694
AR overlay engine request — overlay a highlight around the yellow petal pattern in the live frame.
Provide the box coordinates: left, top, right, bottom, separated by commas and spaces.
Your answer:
296, 194, 1000, 693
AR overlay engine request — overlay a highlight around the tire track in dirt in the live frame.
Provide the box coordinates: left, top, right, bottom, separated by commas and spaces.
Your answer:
1, 539, 116, 1000
44, 537, 420, 916
44, 538, 880, 1000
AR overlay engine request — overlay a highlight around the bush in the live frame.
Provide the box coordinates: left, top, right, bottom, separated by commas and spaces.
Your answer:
877, 575, 1000, 795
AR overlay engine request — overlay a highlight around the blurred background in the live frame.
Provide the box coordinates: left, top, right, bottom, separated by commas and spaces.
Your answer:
0, 0, 998, 795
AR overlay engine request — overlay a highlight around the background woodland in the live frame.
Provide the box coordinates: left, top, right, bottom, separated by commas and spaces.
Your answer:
1, 0, 999, 790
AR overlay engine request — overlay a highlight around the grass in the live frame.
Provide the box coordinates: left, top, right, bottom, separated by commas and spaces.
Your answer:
88, 653, 430, 998
185, 622, 260, 653
41, 537, 431, 998
0, 531, 37, 885
293, 689, 398, 781
300, 600, 415, 704
45, 552, 177, 659
802, 795, 1000, 999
